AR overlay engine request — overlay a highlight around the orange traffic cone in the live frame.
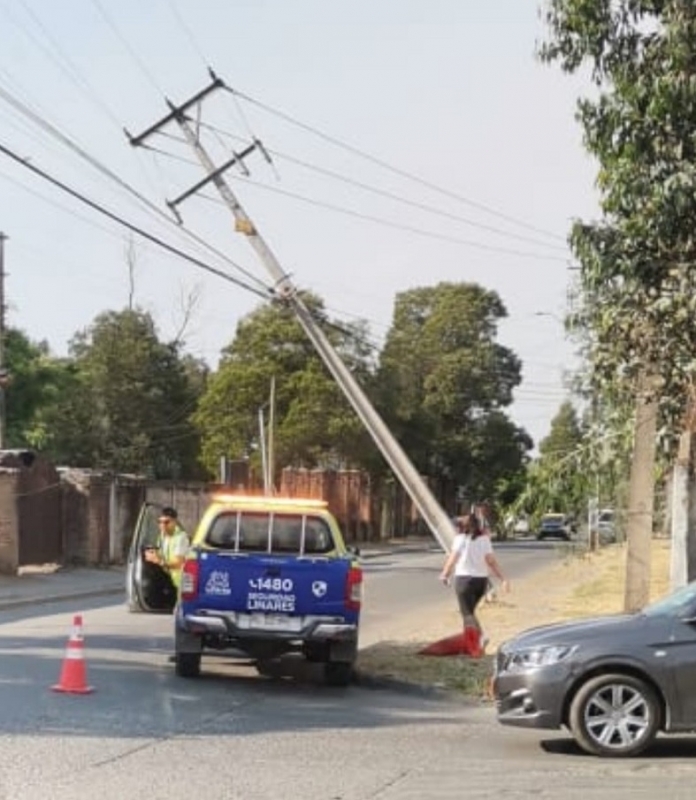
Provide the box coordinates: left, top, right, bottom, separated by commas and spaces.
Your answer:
463, 626, 484, 659
51, 614, 94, 694
418, 631, 468, 656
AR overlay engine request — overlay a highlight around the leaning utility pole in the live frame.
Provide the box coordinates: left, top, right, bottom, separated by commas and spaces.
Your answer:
0, 232, 7, 450
128, 74, 455, 552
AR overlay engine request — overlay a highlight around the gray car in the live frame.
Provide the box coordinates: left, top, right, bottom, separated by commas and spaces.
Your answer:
493, 581, 696, 757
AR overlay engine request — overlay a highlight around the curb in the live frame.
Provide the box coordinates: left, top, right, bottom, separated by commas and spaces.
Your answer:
359, 543, 443, 560
353, 668, 491, 704
0, 584, 124, 612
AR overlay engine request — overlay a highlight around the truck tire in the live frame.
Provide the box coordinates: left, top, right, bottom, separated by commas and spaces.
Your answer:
174, 651, 201, 678
324, 661, 354, 687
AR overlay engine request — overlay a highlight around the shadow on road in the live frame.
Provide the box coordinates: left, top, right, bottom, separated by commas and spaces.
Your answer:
541, 735, 696, 759
0, 631, 473, 740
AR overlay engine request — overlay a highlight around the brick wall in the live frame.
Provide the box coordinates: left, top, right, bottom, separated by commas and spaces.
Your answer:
0, 472, 19, 573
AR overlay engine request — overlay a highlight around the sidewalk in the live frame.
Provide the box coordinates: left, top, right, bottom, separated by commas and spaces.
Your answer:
0, 565, 125, 611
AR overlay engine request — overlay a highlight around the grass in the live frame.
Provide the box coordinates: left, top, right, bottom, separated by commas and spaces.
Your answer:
356, 538, 672, 698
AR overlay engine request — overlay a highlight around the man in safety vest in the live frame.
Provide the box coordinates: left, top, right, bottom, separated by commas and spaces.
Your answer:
144, 506, 190, 592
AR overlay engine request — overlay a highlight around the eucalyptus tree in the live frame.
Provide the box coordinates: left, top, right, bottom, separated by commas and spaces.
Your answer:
541, 0, 696, 608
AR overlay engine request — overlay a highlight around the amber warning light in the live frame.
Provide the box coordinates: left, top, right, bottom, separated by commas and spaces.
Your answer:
210, 493, 328, 509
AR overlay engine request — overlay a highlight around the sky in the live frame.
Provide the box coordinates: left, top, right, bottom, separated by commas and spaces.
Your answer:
0, 0, 600, 449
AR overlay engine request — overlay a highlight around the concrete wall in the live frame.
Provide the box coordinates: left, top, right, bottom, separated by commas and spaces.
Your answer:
0, 472, 19, 574
17, 466, 424, 568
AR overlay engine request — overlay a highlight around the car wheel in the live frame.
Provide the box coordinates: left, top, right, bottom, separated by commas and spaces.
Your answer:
175, 651, 201, 678
536, 534, 546, 541
569, 673, 660, 757
324, 661, 354, 687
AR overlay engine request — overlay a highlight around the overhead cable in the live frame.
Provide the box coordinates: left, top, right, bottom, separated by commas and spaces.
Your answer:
0, 82, 271, 294
223, 85, 567, 244
0, 140, 274, 301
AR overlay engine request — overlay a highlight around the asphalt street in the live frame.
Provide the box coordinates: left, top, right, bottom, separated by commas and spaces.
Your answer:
0, 545, 694, 799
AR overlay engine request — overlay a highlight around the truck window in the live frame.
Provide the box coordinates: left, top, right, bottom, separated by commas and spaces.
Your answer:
205, 512, 334, 555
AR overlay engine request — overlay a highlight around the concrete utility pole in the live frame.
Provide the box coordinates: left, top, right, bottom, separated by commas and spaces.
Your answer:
128, 75, 455, 552
0, 232, 7, 450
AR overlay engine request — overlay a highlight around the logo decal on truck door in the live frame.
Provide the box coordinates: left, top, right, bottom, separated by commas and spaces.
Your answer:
312, 581, 327, 598
205, 570, 231, 596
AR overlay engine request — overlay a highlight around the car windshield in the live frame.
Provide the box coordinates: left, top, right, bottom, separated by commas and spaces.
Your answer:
642, 581, 696, 618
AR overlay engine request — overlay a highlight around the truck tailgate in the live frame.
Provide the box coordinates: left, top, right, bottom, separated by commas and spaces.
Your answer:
194, 550, 352, 619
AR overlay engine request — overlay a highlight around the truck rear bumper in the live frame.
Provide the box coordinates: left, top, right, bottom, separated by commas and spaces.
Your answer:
179, 609, 358, 642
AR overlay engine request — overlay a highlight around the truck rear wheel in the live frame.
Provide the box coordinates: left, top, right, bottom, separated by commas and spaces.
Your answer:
324, 661, 354, 687
175, 651, 201, 678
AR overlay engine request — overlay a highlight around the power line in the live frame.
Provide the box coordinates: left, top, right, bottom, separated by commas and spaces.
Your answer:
224, 85, 567, 244
90, 0, 165, 96
0, 139, 274, 301
0, 82, 271, 294
196, 119, 568, 253
8, 0, 124, 130
199, 179, 570, 263
165, 0, 210, 71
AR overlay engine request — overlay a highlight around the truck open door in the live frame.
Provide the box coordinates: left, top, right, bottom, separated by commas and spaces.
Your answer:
126, 502, 178, 613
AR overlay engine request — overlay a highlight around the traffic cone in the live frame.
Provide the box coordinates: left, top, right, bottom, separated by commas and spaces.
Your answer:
463, 626, 484, 659
418, 631, 468, 656
51, 614, 94, 694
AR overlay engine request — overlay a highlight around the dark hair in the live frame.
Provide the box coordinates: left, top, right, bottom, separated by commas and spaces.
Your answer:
460, 513, 483, 539
160, 506, 178, 520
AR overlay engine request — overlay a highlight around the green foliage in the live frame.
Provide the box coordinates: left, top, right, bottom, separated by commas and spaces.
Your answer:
541, 0, 696, 447
2, 329, 73, 449
193, 294, 374, 477
39, 309, 204, 478
539, 401, 583, 459
377, 282, 531, 505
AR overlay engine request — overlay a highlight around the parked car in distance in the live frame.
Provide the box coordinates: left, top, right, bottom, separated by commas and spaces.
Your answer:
536, 513, 575, 541
597, 508, 615, 543
494, 580, 696, 756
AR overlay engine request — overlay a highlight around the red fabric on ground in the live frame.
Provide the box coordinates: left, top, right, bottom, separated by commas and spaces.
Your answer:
418, 632, 468, 656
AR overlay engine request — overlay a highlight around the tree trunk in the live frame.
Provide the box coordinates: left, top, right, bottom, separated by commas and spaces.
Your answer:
670, 430, 691, 590
623, 391, 657, 613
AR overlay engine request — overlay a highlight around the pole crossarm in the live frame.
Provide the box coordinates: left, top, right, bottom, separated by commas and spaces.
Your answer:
167, 142, 258, 210
125, 75, 224, 147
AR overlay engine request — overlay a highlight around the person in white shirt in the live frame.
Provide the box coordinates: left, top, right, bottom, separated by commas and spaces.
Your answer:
439, 513, 509, 656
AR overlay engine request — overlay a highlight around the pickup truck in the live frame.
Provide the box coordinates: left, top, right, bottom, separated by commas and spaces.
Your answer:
127, 494, 363, 687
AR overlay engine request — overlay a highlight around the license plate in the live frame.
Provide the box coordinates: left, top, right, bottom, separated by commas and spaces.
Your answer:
238, 613, 302, 632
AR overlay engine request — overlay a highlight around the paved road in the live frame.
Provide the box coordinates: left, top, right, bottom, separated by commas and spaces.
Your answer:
1, 545, 694, 799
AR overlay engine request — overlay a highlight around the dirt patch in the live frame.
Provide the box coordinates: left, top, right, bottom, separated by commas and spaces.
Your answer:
356, 538, 672, 697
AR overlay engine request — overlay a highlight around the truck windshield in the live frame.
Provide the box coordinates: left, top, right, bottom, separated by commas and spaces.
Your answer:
205, 512, 335, 555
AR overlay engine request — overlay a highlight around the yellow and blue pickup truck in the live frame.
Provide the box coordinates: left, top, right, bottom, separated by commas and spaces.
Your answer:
126, 494, 363, 686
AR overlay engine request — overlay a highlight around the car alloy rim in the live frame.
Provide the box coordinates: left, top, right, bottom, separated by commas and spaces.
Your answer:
583, 682, 651, 750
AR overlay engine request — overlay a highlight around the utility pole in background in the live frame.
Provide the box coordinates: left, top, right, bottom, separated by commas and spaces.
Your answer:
0, 232, 7, 450
128, 74, 456, 553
